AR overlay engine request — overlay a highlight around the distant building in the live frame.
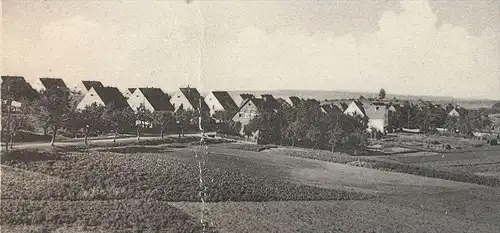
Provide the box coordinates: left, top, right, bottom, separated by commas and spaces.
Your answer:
127, 88, 174, 112
233, 93, 255, 107
74, 80, 104, 94
277, 96, 303, 108
1, 76, 38, 103
120, 88, 137, 99
261, 94, 281, 111
232, 98, 266, 130
344, 100, 366, 117
365, 104, 389, 133
321, 104, 343, 115
170, 87, 209, 112
76, 86, 131, 110
448, 108, 461, 117
204, 91, 239, 116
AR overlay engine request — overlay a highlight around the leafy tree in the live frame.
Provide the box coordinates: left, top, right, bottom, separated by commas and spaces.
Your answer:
152, 111, 173, 138
379, 88, 386, 100
37, 87, 72, 146
80, 103, 106, 145
103, 105, 135, 143
1, 113, 32, 149
135, 104, 153, 140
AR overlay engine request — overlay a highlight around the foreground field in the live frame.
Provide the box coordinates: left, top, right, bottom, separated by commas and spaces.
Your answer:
1, 142, 499, 232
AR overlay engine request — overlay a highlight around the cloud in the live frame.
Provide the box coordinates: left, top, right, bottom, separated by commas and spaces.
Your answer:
208, 0, 499, 99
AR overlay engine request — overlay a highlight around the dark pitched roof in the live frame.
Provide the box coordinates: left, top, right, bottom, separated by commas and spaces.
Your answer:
321, 104, 343, 115
354, 100, 366, 116
180, 87, 209, 111
211, 91, 239, 112
2, 76, 26, 82
289, 96, 303, 107
233, 98, 266, 117
138, 88, 174, 111
1, 76, 38, 101
276, 98, 289, 106
240, 93, 255, 100
94, 86, 131, 110
81, 81, 104, 91
39, 78, 68, 90
339, 102, 349, 111
261, 94, 281, 110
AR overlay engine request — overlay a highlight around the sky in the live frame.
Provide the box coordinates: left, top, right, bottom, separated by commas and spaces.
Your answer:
2, 0, 499, 99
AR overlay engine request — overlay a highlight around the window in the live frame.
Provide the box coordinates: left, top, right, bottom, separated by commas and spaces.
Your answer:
239, 113, 242, 117
90, 94, 94, 96
177, 96, 180, 98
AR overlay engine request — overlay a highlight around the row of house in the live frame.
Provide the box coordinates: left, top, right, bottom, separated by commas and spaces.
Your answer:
2, 76, 466, 134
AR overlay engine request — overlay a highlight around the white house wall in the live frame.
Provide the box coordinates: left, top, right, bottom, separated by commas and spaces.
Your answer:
344, 102, 365, 117
204, 92, 225, 115
170, 91, 194, 111
76, 87, 105, 110
232, 101, 259, 127
127, 89, 155, 112
368, 119, 385, 133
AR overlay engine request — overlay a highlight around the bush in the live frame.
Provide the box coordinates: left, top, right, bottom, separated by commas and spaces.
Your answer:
490, 139, 498, 145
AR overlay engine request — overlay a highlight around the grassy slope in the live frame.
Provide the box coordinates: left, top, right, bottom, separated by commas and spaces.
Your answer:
1, 146, 371, 232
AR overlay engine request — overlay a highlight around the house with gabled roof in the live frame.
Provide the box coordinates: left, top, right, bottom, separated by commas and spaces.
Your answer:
261, 94, 282, 111
231, 98, 268, 127
344, 100, 366, 117
76, 86, 131, 110
74, 80, 104, 93
321, 104, 343, 116
1, 76, 39, 102
233, 93, 255, 107
120, 88, 137, 99
127, 87, 174, 112
170, 87, 209, 112
204, 91, 239, 116
365, 104, 389, 133
448, 107, 461, 117
278, 96, 303, 108
35, 77, 69, 92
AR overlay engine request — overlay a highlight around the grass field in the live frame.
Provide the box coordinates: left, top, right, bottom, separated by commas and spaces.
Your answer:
1, 141, 499, 232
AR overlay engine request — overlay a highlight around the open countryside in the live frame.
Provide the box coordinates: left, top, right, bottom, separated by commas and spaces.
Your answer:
2, 0, 500, 232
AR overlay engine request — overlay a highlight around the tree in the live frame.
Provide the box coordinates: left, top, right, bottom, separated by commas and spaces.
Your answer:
135, 104, 153, 140
2, 113, 32, 150
38, 87, 72, 146
379, 88, 386, 100
152, 111, 173, 138
80, 103, 106, 145
103, 105, 135, 143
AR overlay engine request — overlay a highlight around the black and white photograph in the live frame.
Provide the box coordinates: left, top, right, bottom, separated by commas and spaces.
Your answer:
1, 0, 499, 232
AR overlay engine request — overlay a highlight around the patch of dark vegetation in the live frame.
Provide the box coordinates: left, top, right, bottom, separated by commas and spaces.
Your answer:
96, 146, 166, 154
215, 143, 279, 152
351, 160, 500, 187
1, 149, 64, 165
0, 200, 217, 233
